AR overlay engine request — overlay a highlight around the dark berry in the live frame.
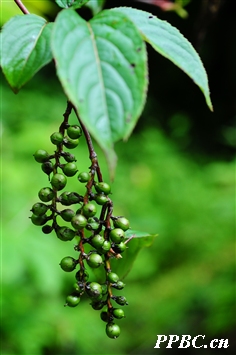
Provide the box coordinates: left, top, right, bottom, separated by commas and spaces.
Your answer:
38, 187, 54, 202
41, 161, 54, 175
67, 125, 82, 139
63, 152, 76, 162
113, 296, 128, 306
57, 227, 75, 241
60, 256, 77, 272
75, 269, 89, 282
42, 225, 53, 234
106, 323, 120, 339
112, 281, 125, 290
60, 209, 76, 222
50, 132, 64, 145
113, 242, 127, 254
31, 202, 48, 216
33, 149, 49, 163
30, 213, 47, 226
100, 311, 109, 322
51, 173, 67, 190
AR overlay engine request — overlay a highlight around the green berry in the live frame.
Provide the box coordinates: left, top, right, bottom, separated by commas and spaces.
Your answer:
62, 162, 78, 177
86, 282, 103, 298
63, 136, 79, 149
94, 182, 111, 195
109, 228, 125, 243
113, 217, 129, 231
91, 300, 105, 310
113, 308, 125, 319
113, 242, 127, 254
41, 161, 54, 175
51, 173, 67, 190
78, 172, 90, 183
50, 132, 64, 145
38, 187, 54, 202
33, 149, 49, 163
73, 282, 84, 293
65, 294, 80, 307
67, 192, 82, 204
75, 269, 89, 282
57, 227, 75, 241
86, 221, 100, 231
90, 235, 105, 249
82, 203, 97, 218
31, 202, 48, 216
94, 194, 109, 205
106, 323, 120, 339
101, 284, 108, 295
60, 256, 77, 272
63, 152, 76, 162
112, 281, 125, 290
99, 240, 111, 254
86, 253, 103, 268
114, 296, 128, 306
71, 214, 87, 230
30, 213, 47, 226
58, 191, 71, 206
42, 225, 53, 234
67, 125, 82, 139
60, 209, 76, 222
107, 272, 119, 283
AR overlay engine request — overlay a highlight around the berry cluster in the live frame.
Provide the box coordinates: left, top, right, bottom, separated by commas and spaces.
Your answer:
30, 104, 132, 339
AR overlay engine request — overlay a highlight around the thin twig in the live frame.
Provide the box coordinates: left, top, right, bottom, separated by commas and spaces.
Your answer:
14, 0, 30, 14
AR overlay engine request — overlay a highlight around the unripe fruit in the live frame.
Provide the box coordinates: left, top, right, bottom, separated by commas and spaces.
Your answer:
60, 209, 76, 222
63, 152, 76, 162
50, 132, 64, 145
78, 172, 90, 183
107, 272, 119, 283
106, 323, 121, 339
94, 194, 109, 205
113, 242, 127, 254
60, 256, 77, 272
33, 149, 49, 163
66, 294, 80, 307
112, 281, 125, 290
75, 269, 89, 282
86, 282, 103, 298
99, 240, 111, 254
31, 202, 48, 216
113, 308, 125, 319
71, 214, 87, 230
63, 136, 79, 149
42, 225, 53, 234
38, 187, 54, 202
113, 217, 130, 231
109, 228, 125, 243
73, 282, 84, 293
57, 227, 75, 241
90, 235, 104, 249
41, 161, 54, 175
30, 213, 47, 226
51, 173, 67, 190
94, 182, 111, 195
62, 162, 78, 177
100, 311, 109, 322
82, 203, 97, 218
67, 125, 82, 139
58, 191, 71, 205
86, 253, 103, 268
67, 192, 82, 204
91, 300, 105, 310
114, 296, 128, 306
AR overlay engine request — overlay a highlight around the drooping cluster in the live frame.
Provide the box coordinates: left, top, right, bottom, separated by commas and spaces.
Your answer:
30, 113, 131, 339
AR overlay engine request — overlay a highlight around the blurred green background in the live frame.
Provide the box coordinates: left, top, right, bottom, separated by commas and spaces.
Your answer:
1, 1, 235, 354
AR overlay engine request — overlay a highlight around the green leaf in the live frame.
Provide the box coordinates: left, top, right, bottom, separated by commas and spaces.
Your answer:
113, 7, 213, 111
85, 0, 106, 15
55, 0, 90, 9
111, 230, 157, 279
0, 15, 53, 93
52, 9, 148, 175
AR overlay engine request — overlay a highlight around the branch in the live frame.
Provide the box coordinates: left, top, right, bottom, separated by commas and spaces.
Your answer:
14, 0, 30, 14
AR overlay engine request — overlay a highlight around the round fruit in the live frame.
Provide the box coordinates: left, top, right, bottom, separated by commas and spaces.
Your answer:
51, 173, 67, 190
75, 269, 89, 282
67, 192, 81, 204
113, 308, 125, 319
30, 213, 47, 226
90, 235, 104, 249
57, 227, 75, 241
42, 225, 53, 234
100, 311, 109, 322
33, 149, 49, 163
99, 240, 111, 254
71, 214, 87, 230
94, 182, 111, 195
113, 242, 127, 254
107, 272, 119, 283
91, 300, 105, 310
41, 161, 54, 175
94, 194, 109, 205
62, 162, 78, 177
67, 125, 82, 139
60, 209, 76, 222
78, 172, 90, 183
114, 296, 128, 306
66, 294, 80, 307
58, 191, 71, 206
31, 202, 48, 216
38, 187, 54, 202
112, 281, 125, 290
109, 228, 125, 243
63, 152, 76, 162
86, 253, 103, 268
113, 217, 130, 231
82, 203, 97, 218
86, 282, 103, 298
60, 256, 77, 272
63, 136, 79, 149
106, 323, 121, 339
50, 132, 64, 145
